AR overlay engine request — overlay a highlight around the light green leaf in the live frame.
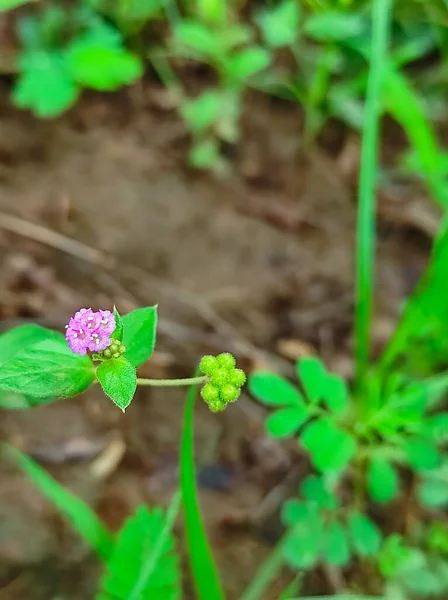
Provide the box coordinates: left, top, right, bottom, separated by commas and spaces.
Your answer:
300, 475, 338, 509
227, 47, 271, 81
418, 478, 448, 508
304, 12, 366, 41
298, 357, 326, 403
367, 457, 399, 504
266, 406, 308, 438
348, 512, 382, 558
301, 418, 356, 472
404, 438, 440, 471
0, 0, 32, 11
0, 324, 63, 366
122, 306, 158, 368
4, 444, 113, 561
249, 372, 305, 407
189, 138, 220, 169
68, 41, 143, 91
323, 521, 350, 566
257, 0, 300, 48
13, 51, 79, 118
97, 502, 181, 600
323, 373, 348, 413
174, 20, 223, 58
181, 90, 222, 134
96, 357, 136, 411
0, 338, 94, 401
111, 306, 124, 342
281, 499, 310, 526
283, 509, 323, 569
422, 413, 448, 443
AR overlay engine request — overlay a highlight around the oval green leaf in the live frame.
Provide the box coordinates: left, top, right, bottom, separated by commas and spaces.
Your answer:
348, 512, 382, 558
249, 372, 304, 407
367, 457, 399, 504
323, 521, 351, 566
122, 306, 158, 368
96, 357, 136, 411
265, 406, 308, 438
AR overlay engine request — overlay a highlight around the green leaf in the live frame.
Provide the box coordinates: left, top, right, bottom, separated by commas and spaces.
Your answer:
378, 534, 413, 578
298, 357, 326, 403
0, 338, 94, 401
283, 507, 323, 569
423, 413, 448, 443
404, 438, 440, 471
301, 418, 356, 472
257, 0, 300, 48
0, 0, 33, 11
418, 478, 448, 508
117, 0, 163, 25
0, 325, 63, 366
174, 20, 223, 59
111, 306, 124, 342
249, 372, 304, 407
68, 40, 143, 91
281, 499, 310, 526
122, 306, 158, 368
189, 138, 220, 169
181, 90, 222, 134
323, 373, 348, 414
227, 47, 271, 81
304, 12, 366, 41
265, 406, 308, 438
323, 521, 351, 566
3, 444, 113, 560
348, 512, 382, 558
97, 501, 181, 600
13, 51, 79, 118
96, 357, 136, 411
180, 375, 225, 600
300, 475, 338, 509
367, 457, 399, 504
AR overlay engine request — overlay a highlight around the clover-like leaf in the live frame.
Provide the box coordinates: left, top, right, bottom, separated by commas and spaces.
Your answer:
300, 475, 339, 510
348, 512, 382, 558
301, 418, 356, 472
323, 373, 348, 414
249, 372, 304, 406
282, 504, 323, 569
323, 521, 350, 566
96, 357, 137, 411
265, 405, 308, 438
297, 357, 326, 403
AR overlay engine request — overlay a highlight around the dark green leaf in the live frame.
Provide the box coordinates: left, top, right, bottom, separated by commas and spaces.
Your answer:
418, 478, 448, 508
249, 372, 304, 406
300, 475, 338, 509
348, 512, 382, 558
297, 357, 326, 403
404, 438, 440, 471
265, 406, 308, 438
367, 457, 399, 504
0, 338, 94, 401
97, 503, 181, 600
301, 418, 356, 472
96, 357, 136, 411
323, 521, 350, 566
122, 306, 158, 367
257, 0, 300, 48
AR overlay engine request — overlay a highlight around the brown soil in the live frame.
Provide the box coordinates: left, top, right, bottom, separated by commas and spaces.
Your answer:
0, 81, 439, 599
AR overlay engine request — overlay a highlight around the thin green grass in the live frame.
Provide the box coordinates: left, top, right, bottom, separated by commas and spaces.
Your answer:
240, 537, 288, 600
180, 375, 225, 600
355, 0, 393, 389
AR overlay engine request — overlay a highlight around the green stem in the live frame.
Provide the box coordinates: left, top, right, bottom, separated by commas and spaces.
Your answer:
137, 375, 207, 387
240, 538, 287, 600
355, 0, 392, 390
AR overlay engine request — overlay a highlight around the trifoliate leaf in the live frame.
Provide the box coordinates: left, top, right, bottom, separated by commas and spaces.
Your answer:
13, 51, 79, 118
300, 475, 339, 509
348, 512, 382, 558
97, 505, 181, 600
96, 357, 136, 411
249, 372, 305, 406
283, 505, 323, 569
301, 418, 356, 472
368, 457, 399, 504
265, 406, 308, 438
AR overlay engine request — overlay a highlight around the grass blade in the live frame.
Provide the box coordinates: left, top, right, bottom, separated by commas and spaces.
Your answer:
240, 537, 287, 600
180, 376, 225, 600
3, 443, 114, 560
355, 0, 393, 389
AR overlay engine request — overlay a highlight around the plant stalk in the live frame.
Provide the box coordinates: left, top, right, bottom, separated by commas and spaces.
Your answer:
137, 375, 207, 387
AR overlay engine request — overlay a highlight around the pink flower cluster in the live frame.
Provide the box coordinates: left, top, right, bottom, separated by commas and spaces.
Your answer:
65, 308, 116, 355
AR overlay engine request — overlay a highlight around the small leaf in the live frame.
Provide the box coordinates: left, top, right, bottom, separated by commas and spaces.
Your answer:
283, 508, 323, 569
249, 372, 304, 406
181, 90, 222, 134
367, 457, 399, 504
298, 357, 326, 403
111, 307, 124, 342
265, 406, 308, 438
300, 475, 338, 509
13, 51, 79, 118
323, 373, 348, 414
423, 413, 448, 443
348, 512, 382, 558
257, 0, 300, 48
189, 138, 220, 169
301, 418, 356, 472
281, 499, 310, 526
96, 357, 136, 411
0, 338, 94, 401
323, 521, 350, 566
174, 20, 223, 58
122, 306, 158, 368
304, 12, 366, 41
404, 438, 440, 471
418, 478, 448, 508
227, 47, 271, 81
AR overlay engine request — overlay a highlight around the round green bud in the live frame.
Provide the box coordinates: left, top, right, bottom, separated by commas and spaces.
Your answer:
200, 383, 220, 404
220, 384, 240, 403
110, 340, 120, 351
216, 352, 236, 370
112, 351, 121, 359
207, 397, 226, 413
103, 348, 112, 358
210, 368, 229, 386
200, 355, 218, 376
119, 344, 126, 354
228, 368, 246, 388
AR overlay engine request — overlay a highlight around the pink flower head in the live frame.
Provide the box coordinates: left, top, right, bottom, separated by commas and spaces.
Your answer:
65, 308, 116, 355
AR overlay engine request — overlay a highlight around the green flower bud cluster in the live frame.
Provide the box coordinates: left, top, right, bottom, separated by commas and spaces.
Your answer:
101, 340, 126, 360
199, 353, 246, 412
